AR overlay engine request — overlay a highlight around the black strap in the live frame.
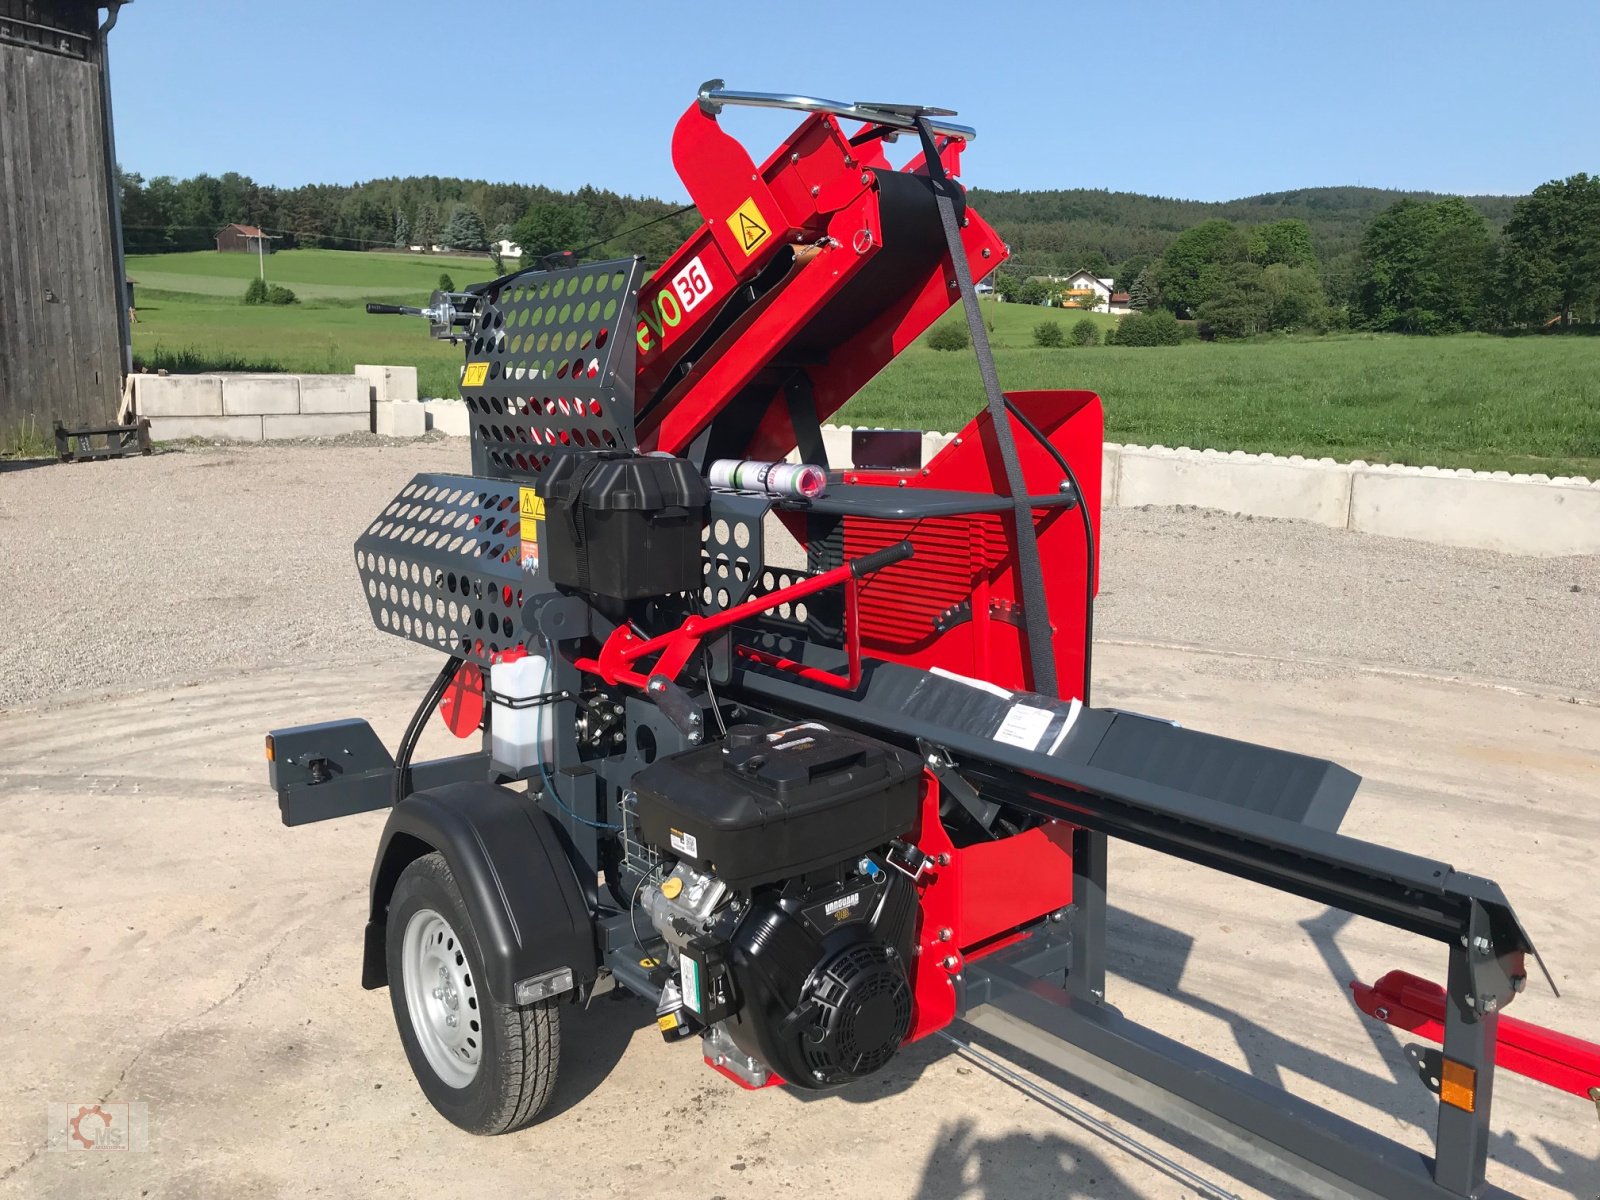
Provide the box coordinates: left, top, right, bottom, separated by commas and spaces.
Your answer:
914, 119, 1058, 697
560, 455, 607, 592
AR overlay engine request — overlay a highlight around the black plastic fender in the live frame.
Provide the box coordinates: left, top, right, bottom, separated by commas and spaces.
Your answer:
362, 782, 598, 1004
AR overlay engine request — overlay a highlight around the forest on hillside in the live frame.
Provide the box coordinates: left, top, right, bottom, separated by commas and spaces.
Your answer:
118, 166, 1597, 337
966, 185, 1520, 274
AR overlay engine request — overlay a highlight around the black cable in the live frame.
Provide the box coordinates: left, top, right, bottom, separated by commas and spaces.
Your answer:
568, 203, 696, 261
702, 648, 729, 739
1002, 397, 1097, 706
393, 655, 464, 806
462, 203, 702, 299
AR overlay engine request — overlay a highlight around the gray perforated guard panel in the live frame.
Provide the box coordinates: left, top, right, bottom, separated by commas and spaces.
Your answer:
357, 474, 826, 661
355, 473, 530, 666
460, 257, 645, 480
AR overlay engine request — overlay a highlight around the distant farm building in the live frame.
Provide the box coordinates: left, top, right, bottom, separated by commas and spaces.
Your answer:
0, 0, 132, 444
216, 223, 273, 253
1060, 268, 1116, 313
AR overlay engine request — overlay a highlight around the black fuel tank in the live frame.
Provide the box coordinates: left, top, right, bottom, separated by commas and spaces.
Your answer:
630, 722, 921, 889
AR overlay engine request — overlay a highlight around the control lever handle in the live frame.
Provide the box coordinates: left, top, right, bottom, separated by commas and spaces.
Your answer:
850, 540, 915, 579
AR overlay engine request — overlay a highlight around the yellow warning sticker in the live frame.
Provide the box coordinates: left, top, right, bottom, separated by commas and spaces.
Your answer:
519, 487, 543, 572
462, 361, 489, 388
519, 487, 545, 522
726, 197, 771, 256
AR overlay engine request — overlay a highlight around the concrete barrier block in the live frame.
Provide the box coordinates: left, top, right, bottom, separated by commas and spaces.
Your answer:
133, 375, 223, 417
1349, 471, 1600, 556
297, 375, 368, 414
355, 364, 419, 405
261, 412, 368, 440
921, 431, 955, 466
1117, 448, 1352, 526
221, 375, 299, 415
423, 399, 472, 437
821, 424, 852, 468
147, 414, 262, 442
1101, 444, 1122, 506
375, 400, 427, 438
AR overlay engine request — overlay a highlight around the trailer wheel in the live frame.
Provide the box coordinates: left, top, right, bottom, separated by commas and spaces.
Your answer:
386, 852, 560, 1133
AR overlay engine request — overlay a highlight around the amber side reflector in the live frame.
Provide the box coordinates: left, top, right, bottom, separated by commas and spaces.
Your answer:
264, 735, 275, 763
1440, 1057, 1477, 1112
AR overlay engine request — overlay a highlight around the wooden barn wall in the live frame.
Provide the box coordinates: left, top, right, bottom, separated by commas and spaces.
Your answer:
0, 38, 123, 444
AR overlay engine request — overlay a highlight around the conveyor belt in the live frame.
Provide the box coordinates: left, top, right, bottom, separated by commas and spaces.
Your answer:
730, 646, 1537, 956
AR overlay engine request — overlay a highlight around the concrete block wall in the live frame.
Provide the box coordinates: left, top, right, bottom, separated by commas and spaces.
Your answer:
818, 426, 1598, 558
357, 364, 423, 437
422, 398, 472, 437
133, 379, 1598, 558
135, 371, 383, 442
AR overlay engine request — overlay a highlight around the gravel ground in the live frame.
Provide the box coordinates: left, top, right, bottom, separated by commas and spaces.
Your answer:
1, 438, 1596, 710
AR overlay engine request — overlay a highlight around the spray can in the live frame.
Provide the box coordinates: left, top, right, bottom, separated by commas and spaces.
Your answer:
709, 459, 827, 500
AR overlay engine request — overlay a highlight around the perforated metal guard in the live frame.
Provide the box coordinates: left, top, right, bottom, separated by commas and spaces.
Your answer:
700, 493, 769, 612
697, 493, 839, 635
355, 473, 529, 666
460, 257, 645, 480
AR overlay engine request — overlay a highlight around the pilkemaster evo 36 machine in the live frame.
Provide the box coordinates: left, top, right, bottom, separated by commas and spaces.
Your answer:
266, 83, 1599, 1199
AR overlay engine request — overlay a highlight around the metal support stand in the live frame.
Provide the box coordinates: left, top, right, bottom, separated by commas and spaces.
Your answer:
1433, 939, 1498, 1195
966, 943, 1518, 1200
1065, 826, 1107, 1004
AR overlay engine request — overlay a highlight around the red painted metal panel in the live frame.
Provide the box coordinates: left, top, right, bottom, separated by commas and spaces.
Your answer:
1352, 970, 1600, 1101
842, 390, 1103, 700
903, 774, 1078, 1044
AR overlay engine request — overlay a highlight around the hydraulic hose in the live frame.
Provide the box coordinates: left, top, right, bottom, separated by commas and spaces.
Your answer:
393, 655, 464, 807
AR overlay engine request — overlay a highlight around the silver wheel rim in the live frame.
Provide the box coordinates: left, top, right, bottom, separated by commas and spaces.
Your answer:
401, 907, 483, 1088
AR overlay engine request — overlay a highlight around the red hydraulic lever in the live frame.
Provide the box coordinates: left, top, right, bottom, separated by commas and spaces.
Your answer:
575, 541, 914, 693
1352, 970, 1600, 1108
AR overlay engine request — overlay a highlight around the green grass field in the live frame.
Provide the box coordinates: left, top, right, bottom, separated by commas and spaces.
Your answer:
127, 248, 498, 300
128, 249, 501, 394
842, 332, 1600, 477
126, 249, 1600, 476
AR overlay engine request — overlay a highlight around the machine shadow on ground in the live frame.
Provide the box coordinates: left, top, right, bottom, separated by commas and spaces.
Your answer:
913, 1115, 1134, 1200
540, 991, 655, 1122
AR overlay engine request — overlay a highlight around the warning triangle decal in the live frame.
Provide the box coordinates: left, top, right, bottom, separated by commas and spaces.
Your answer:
738, 213, 767, 251
726, 198, 772, 256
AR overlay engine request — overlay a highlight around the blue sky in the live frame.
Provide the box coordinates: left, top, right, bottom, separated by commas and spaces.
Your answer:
110, 0, 1598, 201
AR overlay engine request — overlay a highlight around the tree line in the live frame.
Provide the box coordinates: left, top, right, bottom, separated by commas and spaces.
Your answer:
990, 174, 1599, 337
117, 165, 1597, 336
116, 169, 700, 268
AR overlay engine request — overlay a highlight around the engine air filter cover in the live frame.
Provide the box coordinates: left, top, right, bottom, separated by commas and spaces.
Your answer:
631, 723, 921, 888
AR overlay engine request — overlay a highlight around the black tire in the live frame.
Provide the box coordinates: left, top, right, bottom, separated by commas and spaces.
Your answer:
386, 851, 560, 1134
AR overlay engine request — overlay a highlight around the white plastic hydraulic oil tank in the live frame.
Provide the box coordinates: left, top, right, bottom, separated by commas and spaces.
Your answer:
489, 649, 552, 771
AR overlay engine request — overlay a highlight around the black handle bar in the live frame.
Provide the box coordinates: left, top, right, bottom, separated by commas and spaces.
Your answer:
850, 540, 916, 579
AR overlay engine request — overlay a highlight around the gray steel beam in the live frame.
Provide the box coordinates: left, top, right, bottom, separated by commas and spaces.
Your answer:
963, 955, 1515, 1200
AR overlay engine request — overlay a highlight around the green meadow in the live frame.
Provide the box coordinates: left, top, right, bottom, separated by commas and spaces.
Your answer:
127, 250, 1600, 477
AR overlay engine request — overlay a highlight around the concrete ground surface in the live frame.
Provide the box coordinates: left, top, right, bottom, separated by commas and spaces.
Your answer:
1, 441, 1597, 1200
